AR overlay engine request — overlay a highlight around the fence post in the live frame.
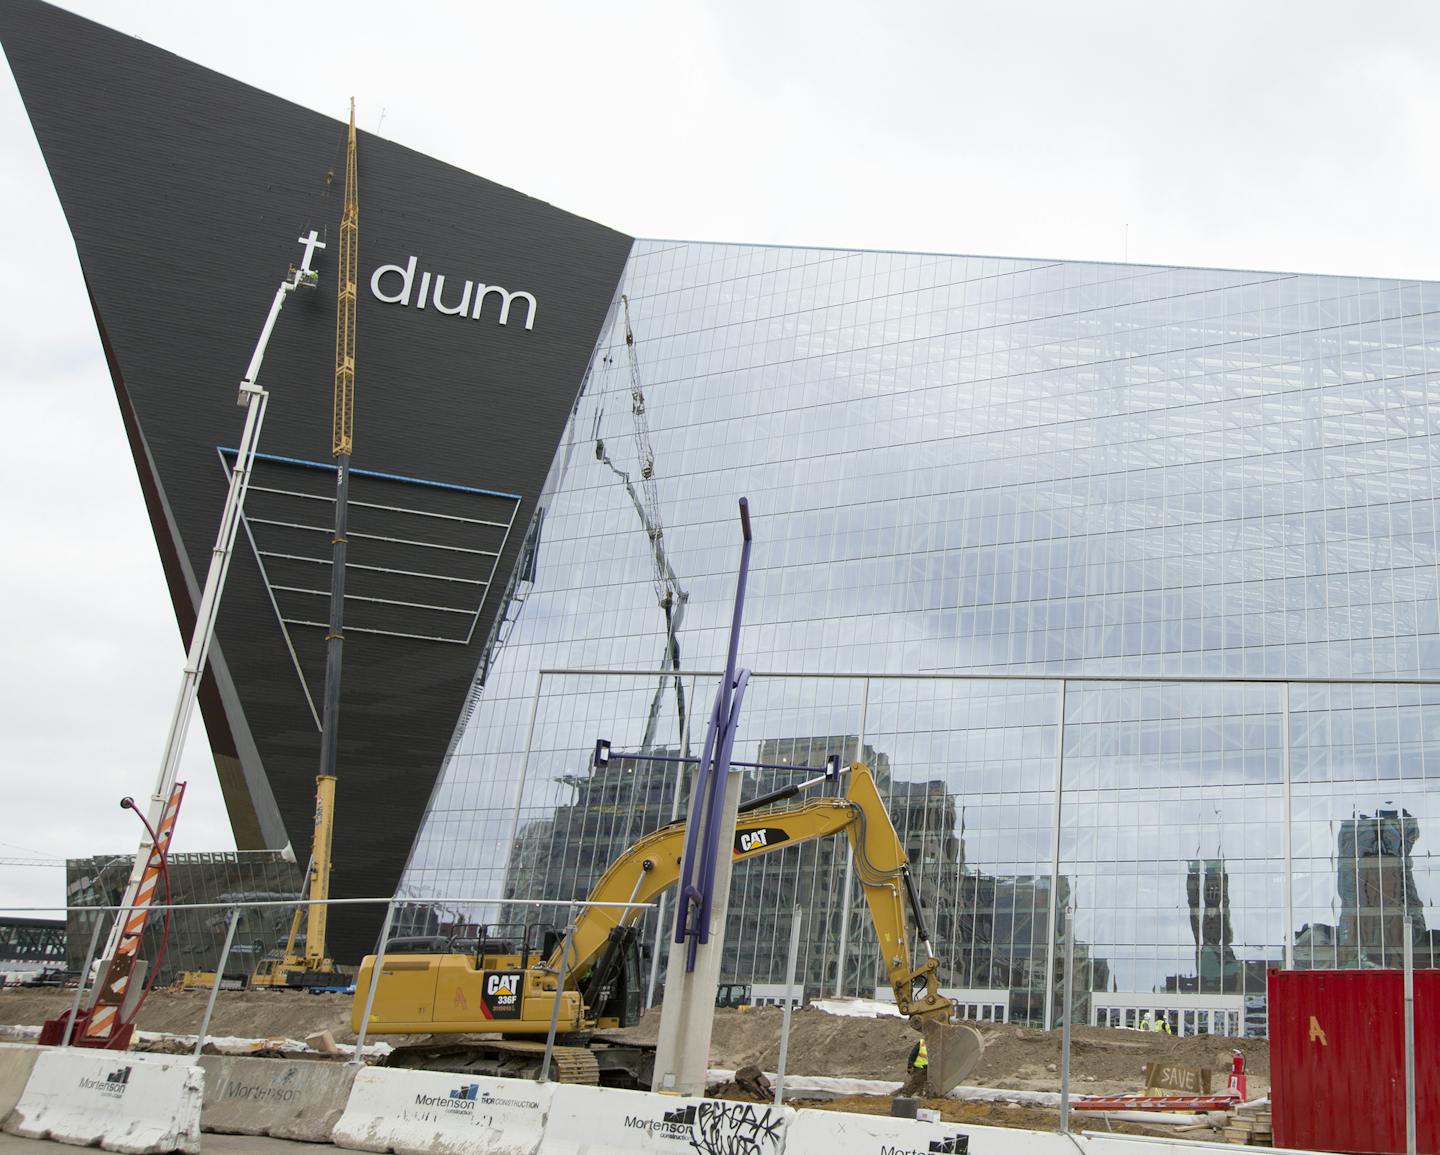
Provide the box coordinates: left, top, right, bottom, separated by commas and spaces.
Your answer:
62, 912, 109, 1047
351, 900, 395, 1066
1043, 680, 1067, 1030
1281, 682, 1294, 970
540, 902, 577, 1084
193, 907, 239, 1059
1059, 903, 1075, 1134
1404, 920, 1416, 1155
774, 904, 803, 1105
832, 679, 869, 997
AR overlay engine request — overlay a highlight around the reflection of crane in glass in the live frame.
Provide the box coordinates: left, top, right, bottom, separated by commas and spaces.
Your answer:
594, 294, 688, 750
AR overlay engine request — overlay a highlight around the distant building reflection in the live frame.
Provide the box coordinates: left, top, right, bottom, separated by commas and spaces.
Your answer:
1162, 859, 1271, 997
1294, 809, 1437, 969
65, 852, 302, 984
499, 735, 1101, 1025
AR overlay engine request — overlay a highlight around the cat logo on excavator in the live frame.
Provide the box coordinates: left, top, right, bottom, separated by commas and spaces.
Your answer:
735, 828, 789, 855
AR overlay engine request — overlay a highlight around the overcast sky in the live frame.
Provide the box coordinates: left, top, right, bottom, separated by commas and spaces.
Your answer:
3, 0, 1440, 916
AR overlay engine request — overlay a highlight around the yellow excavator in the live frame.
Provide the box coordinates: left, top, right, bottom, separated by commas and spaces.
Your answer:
353, 762, 983, 1091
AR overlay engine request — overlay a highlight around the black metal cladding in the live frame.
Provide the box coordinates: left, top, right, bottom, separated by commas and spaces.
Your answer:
1, 0, 634, 960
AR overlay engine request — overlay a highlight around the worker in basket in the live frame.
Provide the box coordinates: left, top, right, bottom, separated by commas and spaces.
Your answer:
898, 1036, 931, 1097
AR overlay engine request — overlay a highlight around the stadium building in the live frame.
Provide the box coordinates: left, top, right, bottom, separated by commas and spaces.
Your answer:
5, 0, 1438, 1029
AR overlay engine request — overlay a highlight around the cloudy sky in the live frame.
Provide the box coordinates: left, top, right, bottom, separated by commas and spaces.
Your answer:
3, 0, 1439, 915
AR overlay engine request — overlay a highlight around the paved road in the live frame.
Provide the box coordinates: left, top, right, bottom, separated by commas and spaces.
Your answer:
0, 1133, 322, 1153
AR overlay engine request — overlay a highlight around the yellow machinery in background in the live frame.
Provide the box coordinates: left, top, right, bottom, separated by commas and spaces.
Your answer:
352, 762, 983, 1090
250, 775, 340, 988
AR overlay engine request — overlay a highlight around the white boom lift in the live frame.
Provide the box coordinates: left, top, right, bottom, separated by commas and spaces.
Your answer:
79, 238, 323, 1043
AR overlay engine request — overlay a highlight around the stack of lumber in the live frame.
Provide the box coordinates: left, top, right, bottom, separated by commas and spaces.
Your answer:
1224, 1101, 1272, 1146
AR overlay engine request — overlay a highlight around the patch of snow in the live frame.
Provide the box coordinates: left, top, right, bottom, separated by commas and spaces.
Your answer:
809, 997, 904, 1019
711, 1067, 1062, 1106
0, 1023, 390, 1059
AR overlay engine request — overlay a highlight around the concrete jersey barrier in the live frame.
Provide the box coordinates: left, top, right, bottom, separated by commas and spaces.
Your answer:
0, 1044, 41, 1127
4, 1048, 204, 1154
786, 1108, 1079, 1155
332, 1066, 551, 1155
541, 1082, 793, 1155
198, 1053, 357, 1141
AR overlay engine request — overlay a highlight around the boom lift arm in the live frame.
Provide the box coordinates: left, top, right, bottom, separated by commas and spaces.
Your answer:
77, 244, 321, 1043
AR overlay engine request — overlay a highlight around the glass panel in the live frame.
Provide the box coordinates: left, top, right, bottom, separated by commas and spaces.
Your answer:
397, 242, 1440, 1030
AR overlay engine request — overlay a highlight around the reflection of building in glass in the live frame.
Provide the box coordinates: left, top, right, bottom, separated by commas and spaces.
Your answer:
1188, 859, 1234, 974
0, 918, 67, 982
1295, 810, 1438, 969
500, 736, 893, 986
1338, 810, 1425, 966
399, 240, 1440, 1027
66, 852, 302, 984
1162, 859, 1271, 998
498, 733, 1098, 1025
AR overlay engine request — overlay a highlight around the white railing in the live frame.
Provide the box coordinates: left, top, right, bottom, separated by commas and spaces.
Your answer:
7, 894, 652, 1072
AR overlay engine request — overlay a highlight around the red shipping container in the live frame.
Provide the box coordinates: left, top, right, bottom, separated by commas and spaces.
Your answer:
1268, 968, 1440, 1154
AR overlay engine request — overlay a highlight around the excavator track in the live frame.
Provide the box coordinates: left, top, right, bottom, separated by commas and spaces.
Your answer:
382, 1037, 604, 1085
487, 1040, 600, 1084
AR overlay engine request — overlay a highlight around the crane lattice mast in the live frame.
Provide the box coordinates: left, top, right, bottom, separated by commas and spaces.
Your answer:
594, 295, 689, 751
306, 98, 359, 970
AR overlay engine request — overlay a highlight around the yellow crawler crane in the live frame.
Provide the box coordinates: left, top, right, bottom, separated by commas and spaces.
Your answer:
353, 762, 983, 1090
252, 99, 357, 990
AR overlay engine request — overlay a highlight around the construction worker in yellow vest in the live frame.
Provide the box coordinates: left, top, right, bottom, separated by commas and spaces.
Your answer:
897, 1036, 930, 1097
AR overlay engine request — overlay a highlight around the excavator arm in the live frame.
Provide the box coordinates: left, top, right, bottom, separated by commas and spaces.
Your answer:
353, 762, 976, 1082
545, 762, 951, 1021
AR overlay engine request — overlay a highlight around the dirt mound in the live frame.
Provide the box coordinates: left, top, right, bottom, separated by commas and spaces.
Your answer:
0, 990, 1268, 1099
972, 1023, 1268, 1094
608, 1007, 1269, 1094
0, 987, 358, 1043
609, 1005, 918, 1078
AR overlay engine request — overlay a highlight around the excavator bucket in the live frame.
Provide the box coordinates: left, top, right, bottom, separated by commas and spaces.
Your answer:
920, 1020, 985, 1096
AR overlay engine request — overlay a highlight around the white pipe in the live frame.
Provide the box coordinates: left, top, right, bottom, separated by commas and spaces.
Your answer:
1084, 1111, 1222, 1128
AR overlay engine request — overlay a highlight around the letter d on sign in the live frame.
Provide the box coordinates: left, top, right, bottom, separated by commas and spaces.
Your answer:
371, 256, 418, 306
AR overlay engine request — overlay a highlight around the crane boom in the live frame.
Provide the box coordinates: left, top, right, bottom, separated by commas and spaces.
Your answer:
622, 295, 664, 597
332, 100, 358, 458
305, 97, 358, 972
253, 101, 356, 989
595, 296, 688, 749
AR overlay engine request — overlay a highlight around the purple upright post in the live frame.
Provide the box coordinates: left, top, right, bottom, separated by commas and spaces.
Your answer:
673, 498, 754, 971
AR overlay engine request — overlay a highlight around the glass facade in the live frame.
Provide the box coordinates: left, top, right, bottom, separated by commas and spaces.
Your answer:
66, 852, 302, 984
401, 243, 1440, 1034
